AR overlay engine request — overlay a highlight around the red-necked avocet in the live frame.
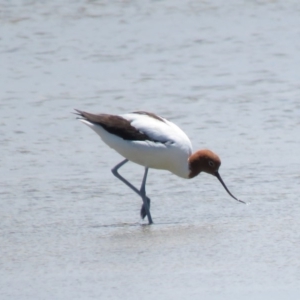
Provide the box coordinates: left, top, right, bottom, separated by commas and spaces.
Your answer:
75, 109, 245, 224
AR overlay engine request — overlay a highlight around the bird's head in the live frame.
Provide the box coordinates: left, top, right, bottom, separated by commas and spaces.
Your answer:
188, 149, 221, 177
188, 149, 245, 204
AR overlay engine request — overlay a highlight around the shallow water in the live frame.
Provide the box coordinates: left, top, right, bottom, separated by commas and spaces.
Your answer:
1, 0, 300, 299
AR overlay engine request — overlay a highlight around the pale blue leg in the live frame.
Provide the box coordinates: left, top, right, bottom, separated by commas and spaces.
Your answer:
139, 167, 153, 224
111, 159, 153, 224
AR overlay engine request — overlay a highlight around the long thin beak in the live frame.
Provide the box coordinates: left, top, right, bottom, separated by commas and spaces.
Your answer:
215, 172, 246, 204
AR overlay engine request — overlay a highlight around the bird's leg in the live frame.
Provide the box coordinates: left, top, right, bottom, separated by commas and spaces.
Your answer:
111, 159, 140, 196
111, 159, 153, 224
139, 167, 153, 224
140, 197, 151, 220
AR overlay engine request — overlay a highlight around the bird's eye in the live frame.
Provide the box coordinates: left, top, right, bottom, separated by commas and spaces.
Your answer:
209, 161, 215, 167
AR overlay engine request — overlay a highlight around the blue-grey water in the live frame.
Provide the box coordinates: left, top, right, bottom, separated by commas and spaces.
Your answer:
1, 1, 300, 299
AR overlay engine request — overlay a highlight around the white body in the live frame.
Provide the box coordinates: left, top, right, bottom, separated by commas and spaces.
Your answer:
81, 113, 193, 179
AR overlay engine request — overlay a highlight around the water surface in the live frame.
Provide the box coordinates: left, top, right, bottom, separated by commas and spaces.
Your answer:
1, 1, 300, 299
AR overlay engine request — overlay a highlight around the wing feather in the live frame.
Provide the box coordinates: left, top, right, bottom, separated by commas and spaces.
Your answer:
75, 109, 167, 143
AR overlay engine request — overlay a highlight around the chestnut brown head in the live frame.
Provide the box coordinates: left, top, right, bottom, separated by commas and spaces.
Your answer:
189, 149, 245, 204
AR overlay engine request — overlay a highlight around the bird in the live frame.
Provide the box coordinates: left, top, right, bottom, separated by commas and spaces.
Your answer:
75, 109, 245, 224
